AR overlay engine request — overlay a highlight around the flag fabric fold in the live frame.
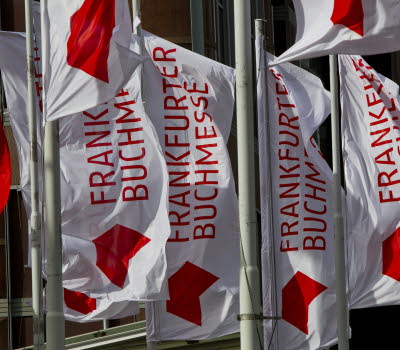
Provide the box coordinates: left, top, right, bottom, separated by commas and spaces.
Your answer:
257, 34, 337, 349
59, 76, 171, 301
141, 31, 240, 341
63, 289, 139, 322
0, 31, 141, 321
0, 31, 36, 216
340, 54, 400, 309
271, 0, 400, 65
40, 0, 144, 121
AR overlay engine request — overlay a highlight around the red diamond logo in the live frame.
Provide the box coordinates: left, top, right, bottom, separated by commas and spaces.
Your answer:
382, 227, 400, 281
166, 262, 219, 326
66, 0, 116, 83
282, 272, 327, 334
64, 289, 97, 315
93, 224, 151, 288
331, 0, 364, 36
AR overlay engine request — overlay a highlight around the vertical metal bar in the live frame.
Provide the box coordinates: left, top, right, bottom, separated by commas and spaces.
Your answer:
329, 54, 349, 350
24, 0, 44, 348
4, 203, 13, 350
190, 0, 205, 55
268, 1, 276, 55
255, 0, 265, 19
146, 340, 157, 350
145, 305, 158, 350
131, 2, 156, 349
0, 5, 11, 338
234, 0, 263, 349
131, 0, 140, 34
40, 0, 65, 346
224, 0, 235, 67
255, 19, 279, 350
44, 119, 64, 350
103, 320, 110, 330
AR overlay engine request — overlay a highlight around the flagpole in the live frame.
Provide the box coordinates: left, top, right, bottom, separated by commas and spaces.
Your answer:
255, 18, 280, 349
4, 203, 13, 350
131, 0, 140, 27
43, 0, 65, 344
190, 0, 204, 55
234, 1, 263, 349
146, 341, 157, 350
329, 54, 349, 350
131, 1, 156, 349
24, 0, 44, 348
44, 118, 64, 350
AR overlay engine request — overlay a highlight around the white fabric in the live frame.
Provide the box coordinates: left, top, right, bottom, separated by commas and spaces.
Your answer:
340, 55, 400, 309
40, 0, 143, 121
0, 32, 37, 214
0, 31, 171, 303
65, 299, 139, 323
272, 0, 400, 65
63, 290, 139, 323
142, 32, 240, 341
0, 31, 141, 321
60, 72, 170, 301
257, 35, 337, 349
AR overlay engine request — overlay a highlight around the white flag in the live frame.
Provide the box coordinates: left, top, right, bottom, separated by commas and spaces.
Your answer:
272, 0, 400, 65
341, 55, 400, 309
59, 76, 170, 302
63, 289, 139, 322
0, 31, 39, 216
141, 32, 240, 341
0, 31, 171, 302
257, 35, 337, 349
40, 0, 144, 121
0, 31, 141, 321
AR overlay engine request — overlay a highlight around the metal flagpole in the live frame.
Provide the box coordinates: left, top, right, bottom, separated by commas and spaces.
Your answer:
255, 19, 280, 350
329, 54, 349, 350
190, 0, 204, 55
131, 0, 140, 28
4, 203, 13, 350
131, 1, 156, 349
24, 0, 45, 348
43, 0, 65, 345
255, 0, 265, 19
234, 1, 263, 349
146, 341, 157, 350
44, 118, 64, 350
